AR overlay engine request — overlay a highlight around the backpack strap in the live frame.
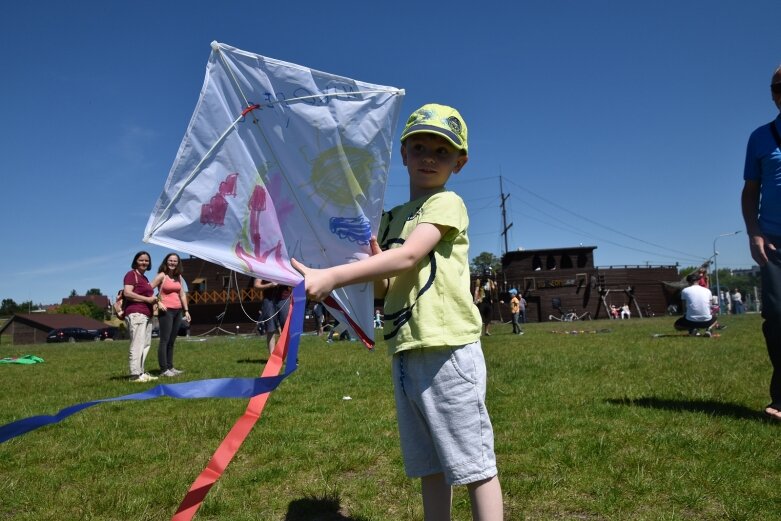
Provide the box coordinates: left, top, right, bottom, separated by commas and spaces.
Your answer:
771, 120, 781, 150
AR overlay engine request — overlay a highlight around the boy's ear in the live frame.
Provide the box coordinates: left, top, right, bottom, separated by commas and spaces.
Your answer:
453, 154, 468, 173
400, 143, 407, 166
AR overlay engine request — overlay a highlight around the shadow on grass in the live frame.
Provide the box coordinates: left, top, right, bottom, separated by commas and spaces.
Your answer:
606, 396, 773, 422
285, 494, 369, 521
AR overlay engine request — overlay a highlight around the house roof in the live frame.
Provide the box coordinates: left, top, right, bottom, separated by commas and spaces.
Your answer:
0, 313, 110, 335
503, 246, 598, 257
60, 295, 111, 308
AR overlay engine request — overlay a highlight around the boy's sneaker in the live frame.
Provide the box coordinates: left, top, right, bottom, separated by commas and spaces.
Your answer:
142, 373, 158, 381
170, 368, 184, 375
160, 369, 174, 377
704, 331, 713, 337
688, 329, 700, 337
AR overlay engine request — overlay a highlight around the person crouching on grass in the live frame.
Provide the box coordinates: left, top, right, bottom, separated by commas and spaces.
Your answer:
675, 272, 722, 337
292, 104, 503, 520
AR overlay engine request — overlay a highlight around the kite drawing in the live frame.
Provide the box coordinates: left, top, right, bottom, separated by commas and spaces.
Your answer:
144, 41, 405, 343
200, 172, 238, 226
330, 216, 372, 245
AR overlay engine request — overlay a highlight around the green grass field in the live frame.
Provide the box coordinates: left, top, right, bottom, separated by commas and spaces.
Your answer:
1, 314, 780, 520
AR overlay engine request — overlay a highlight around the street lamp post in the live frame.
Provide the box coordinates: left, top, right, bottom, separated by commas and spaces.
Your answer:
713, 231, 742, 314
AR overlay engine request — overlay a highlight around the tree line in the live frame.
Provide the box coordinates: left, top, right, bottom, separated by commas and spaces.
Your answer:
678, 266, 760, 294
1, 288, 109, 321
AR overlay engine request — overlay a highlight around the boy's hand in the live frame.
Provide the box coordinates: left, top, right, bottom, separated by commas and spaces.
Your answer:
291, 258, 336, 302
369, 236, 382, 256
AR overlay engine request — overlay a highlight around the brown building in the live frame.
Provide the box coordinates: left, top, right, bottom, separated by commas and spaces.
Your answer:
175, 250, 681, 333
178, 257, 266, 335
176, 257, 319, 335
494, 246, 679, 322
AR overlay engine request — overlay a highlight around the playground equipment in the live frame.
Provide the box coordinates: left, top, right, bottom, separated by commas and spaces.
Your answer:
548, 297, 592, 322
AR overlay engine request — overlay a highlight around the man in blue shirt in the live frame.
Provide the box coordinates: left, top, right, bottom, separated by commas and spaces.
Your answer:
742, 65, 781, 420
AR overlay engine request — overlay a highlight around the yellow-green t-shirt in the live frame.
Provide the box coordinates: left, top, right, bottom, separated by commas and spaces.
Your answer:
378, 191, 482, 354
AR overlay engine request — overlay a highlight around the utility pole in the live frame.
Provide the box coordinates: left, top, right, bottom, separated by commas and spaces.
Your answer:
713, 230, 741, 314
500, 176, 513, 256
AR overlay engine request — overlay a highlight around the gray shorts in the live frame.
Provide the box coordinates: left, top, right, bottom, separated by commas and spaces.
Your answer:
392, 341, 497, 485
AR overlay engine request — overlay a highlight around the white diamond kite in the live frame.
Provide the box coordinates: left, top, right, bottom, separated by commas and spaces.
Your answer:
144, 42, 404, 344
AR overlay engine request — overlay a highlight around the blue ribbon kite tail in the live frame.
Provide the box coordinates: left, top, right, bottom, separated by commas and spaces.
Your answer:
0, 282, 304, 444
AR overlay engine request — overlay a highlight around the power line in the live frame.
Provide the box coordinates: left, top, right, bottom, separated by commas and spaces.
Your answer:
509, 207, 702, 263
503, 176, 703, 261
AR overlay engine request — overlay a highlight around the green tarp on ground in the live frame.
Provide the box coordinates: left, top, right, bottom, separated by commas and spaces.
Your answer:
0, 355, 44, 365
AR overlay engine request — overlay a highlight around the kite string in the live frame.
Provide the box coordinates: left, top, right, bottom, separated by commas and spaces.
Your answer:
232, 271, 291, 324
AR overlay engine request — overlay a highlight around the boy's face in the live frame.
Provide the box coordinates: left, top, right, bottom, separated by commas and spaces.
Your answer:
401, 133, 468, 195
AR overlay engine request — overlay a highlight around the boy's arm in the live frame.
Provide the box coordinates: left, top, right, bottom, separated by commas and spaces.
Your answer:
292, 222, 446, 302
369, 237, 389, 299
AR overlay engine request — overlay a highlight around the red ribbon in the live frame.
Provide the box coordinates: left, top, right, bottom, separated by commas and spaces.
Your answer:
171, 294, 295, 520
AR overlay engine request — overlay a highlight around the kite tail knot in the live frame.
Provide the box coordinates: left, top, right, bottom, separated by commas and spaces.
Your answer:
241, 104, 261, 119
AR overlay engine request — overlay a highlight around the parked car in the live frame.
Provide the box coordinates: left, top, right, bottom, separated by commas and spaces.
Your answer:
99, 327, 119, 341
151, 320, 190, 338
46, 327, 100, 343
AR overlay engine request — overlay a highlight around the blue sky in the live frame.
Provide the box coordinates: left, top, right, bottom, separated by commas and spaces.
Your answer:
2, 1, 779, 305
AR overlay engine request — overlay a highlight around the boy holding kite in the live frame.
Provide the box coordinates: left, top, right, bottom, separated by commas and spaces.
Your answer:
293, 104, 503, 520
